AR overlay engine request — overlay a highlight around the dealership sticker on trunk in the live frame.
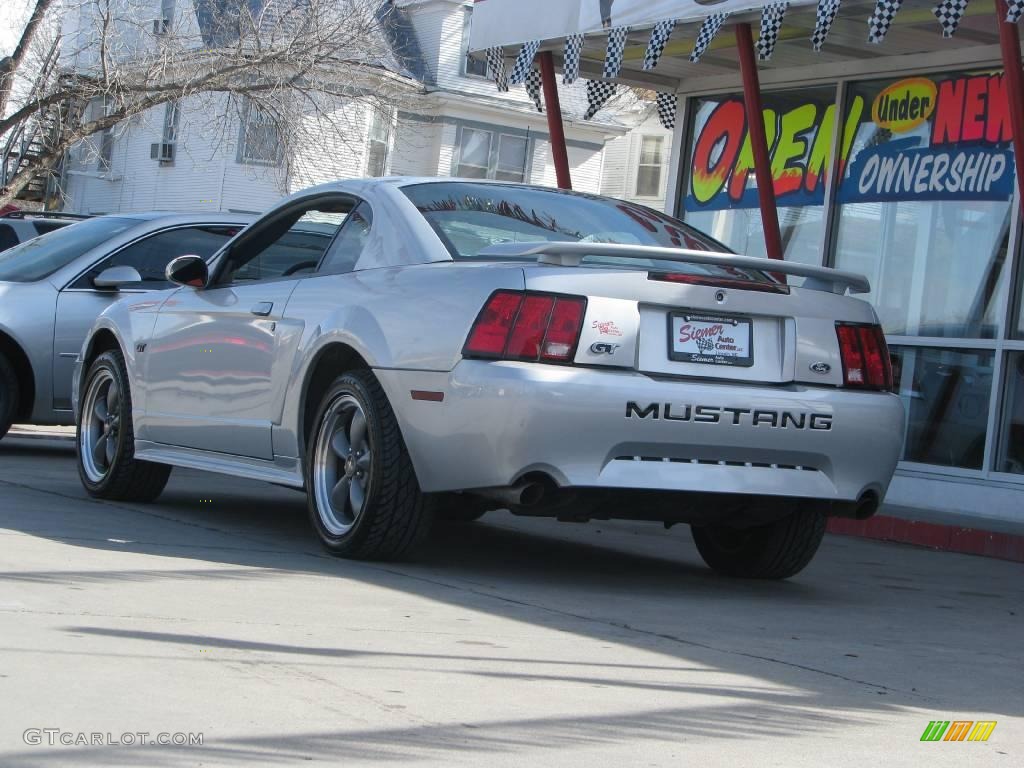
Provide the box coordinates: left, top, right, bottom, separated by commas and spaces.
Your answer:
669, 312, 753, 367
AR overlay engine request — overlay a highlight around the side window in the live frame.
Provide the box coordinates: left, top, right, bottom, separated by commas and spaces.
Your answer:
318, 203, 373, 275
32, 221, 69, 236
71, 225, 240, 289
217, 198, 351, 285
0, 224, 18, 252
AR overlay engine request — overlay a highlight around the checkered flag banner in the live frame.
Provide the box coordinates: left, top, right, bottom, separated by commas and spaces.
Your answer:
1005, 0, 1022, 21
933, 0, 969, 37
757, 3, 789, 61
563, 33, 585, 84
868, 0, 904, 44
509, 39, 540, 84
602, 26, 630, 79
656, 92, 678, 130
811, 0, 842, 51
525, 68, 544, 113
643, 19, 677, 70
485, 47, 508, 92
690, 13, 729, 63
584, 79, 617, 120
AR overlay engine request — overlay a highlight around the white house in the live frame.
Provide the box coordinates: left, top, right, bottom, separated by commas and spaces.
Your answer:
59, 0, 672, 215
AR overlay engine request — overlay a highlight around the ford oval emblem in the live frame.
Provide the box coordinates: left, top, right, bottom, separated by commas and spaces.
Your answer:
810, 362, 831, 374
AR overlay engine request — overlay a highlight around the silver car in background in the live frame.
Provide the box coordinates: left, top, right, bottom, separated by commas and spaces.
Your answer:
74, 179, 904, 579
0, 213, 254, 440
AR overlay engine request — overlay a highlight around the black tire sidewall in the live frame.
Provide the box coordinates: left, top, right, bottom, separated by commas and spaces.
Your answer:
0, 354, 18, 439
305, 373, 385, 554
76, 351, 133, 494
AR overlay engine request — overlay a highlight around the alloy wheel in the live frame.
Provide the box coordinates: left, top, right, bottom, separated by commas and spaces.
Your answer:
80, 369, 121, 483
312, 394, 373, 536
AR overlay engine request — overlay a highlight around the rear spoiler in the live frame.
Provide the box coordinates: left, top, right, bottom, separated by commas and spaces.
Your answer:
477, 242, 871, 295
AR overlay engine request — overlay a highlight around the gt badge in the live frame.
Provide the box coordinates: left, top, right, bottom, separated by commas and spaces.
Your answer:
590, 342, 620, 355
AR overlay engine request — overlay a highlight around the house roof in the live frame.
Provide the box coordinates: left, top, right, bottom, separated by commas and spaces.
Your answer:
191, 1, 432, 84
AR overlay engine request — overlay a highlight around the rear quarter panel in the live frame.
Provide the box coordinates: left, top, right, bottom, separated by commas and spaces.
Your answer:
275, 262, 526, 458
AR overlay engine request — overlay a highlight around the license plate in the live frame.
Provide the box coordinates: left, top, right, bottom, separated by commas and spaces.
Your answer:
669, 312, 753, 367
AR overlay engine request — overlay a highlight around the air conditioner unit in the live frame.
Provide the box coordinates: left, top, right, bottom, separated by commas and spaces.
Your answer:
152, 18, 169, 35
150, 142, 175, 163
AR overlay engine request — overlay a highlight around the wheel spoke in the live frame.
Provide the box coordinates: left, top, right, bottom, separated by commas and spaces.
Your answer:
92, 432, 109, 468
330, 476, 351, 512
356, 451, 371, 471
93, 398, 108, 424
349, 477, 366, 515
348, 410, 366, 453
106, 379, 120, 414
105, 432, 116, 466
329, 428, 350, 459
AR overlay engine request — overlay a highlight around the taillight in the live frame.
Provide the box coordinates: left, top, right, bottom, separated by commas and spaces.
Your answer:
463, 290, 587, 363
836, 323, 892, 390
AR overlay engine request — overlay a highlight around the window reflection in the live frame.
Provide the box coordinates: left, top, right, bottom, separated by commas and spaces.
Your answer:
892, 346, 994, 469
997, 353, 1024, 474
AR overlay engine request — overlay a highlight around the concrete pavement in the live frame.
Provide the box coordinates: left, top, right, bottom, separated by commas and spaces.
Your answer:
0, 435, 1021, 766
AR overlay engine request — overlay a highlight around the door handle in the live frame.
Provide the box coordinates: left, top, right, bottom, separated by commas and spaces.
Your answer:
250, 301, 273, 316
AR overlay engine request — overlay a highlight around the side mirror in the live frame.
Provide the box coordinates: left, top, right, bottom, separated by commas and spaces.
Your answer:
165, 254, 209, 288
93, 265, 142, 289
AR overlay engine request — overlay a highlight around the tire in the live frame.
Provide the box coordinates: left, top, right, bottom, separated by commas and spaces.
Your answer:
76, 350, 171, 501
691, 504, 827, 580
306, 369, 432, 560
0, 353, 17, 441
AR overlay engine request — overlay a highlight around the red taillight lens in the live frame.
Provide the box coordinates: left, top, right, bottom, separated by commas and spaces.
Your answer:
836, 323, 892, 390
464, 291, 587, 363
541, 296, 586, 362
505, 295, 555, 358
463, 290, 522, 357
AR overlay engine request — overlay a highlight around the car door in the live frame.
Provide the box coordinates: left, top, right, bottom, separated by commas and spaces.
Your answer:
51, 224, 241, 411
141, 196, 350, 459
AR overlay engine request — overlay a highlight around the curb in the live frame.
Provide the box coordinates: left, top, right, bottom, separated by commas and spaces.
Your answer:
827, 515, 1024, 563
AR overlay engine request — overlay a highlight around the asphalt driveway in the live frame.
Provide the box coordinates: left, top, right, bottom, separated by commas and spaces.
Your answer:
0, 434, 1020, 766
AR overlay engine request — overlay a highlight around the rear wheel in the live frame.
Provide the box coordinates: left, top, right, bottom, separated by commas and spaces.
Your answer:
76, 350, 171, 501
691, 505, 827, 580
0, 354, 17, 440
306, 370, 432, 559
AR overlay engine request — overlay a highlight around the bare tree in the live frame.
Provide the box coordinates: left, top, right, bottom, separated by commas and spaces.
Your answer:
0, 0, 419, 207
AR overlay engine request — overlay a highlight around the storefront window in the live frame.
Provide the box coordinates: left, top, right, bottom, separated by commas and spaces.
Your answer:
682, 86, 838, 265
997, 353, 1024, 474
892, 346, 994, 469
834, 73, 1015, 338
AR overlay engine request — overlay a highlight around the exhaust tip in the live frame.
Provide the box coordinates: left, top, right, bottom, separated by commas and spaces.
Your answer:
518, 482, 545, 507
855, 492, 880, 520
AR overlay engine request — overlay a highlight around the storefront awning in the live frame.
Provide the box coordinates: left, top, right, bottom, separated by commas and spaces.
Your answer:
469, 0, 1019, 95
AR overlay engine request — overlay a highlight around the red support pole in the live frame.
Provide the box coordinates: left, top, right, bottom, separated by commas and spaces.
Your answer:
995, 0, 1024, 216
734, 23, 784, 261
539, 51, 572, 190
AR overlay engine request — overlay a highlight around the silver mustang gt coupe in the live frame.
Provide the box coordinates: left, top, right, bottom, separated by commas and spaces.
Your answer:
74, 178, 904, 578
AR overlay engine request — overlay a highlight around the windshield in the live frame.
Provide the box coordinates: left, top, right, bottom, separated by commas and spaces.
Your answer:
402, 182, 772, 281
0, 216, 136, 282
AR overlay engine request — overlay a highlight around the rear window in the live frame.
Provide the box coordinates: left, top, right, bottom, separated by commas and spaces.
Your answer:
0, 216, 135, 282
402, 182, 771, 281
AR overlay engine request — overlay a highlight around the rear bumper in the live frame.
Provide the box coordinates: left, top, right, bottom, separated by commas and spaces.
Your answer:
376, 361, 904, 502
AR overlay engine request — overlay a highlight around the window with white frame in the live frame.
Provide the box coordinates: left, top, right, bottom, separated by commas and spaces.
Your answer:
635, 135, 664, 197
461, 7, 488, 78
366, 109, 391, 177
238, 99, 282, 166
455, 126, 528, 182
